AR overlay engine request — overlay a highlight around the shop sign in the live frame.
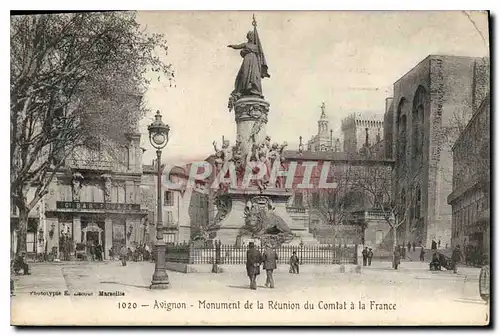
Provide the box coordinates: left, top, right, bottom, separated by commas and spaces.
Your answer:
56, 202, 140, 211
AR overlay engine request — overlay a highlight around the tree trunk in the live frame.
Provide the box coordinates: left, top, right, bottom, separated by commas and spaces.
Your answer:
392, 224, 397, 250
17, 207, 28, 254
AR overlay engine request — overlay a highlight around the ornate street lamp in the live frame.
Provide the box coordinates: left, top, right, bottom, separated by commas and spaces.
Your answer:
148, 110, 170, 289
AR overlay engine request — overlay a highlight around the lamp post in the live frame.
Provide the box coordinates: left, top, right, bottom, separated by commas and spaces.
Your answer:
148, 110, 170, 289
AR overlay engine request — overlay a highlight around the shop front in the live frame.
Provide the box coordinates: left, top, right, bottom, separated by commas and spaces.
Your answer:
47, 201, 148, 260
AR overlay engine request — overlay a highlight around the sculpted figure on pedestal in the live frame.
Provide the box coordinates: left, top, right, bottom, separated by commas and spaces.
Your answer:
227, 16, 270, 111
72, 173, 83, 202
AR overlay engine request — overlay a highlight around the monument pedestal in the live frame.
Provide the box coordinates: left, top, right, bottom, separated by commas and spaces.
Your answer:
212, 187, 319, 246
233, 97, 269, 156
210, 95, 319, 246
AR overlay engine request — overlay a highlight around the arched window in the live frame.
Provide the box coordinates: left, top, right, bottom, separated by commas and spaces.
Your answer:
397, 98, 407, 165
412, 86, 427, 162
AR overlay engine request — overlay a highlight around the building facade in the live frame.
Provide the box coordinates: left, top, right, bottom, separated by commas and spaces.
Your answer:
32, 132, 148, 261
141, 163, 208, 244
388, 55, 490, 248
341, 112, 384, 154
447, 95, 490, 263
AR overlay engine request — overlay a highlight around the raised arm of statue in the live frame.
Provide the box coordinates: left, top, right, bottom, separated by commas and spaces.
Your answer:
212, 141, 219, 153
227, 43, 246, 50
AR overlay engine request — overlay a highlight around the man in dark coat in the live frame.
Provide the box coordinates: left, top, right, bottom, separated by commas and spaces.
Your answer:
263, 244, 279, 288
419, 246, 425, 262
289, 251, 300, 274
451, 244, 463, 274
246, 242, 262, 290
362, 247, 368, 266
367, 248, 374, 266
431, 239, 437, 251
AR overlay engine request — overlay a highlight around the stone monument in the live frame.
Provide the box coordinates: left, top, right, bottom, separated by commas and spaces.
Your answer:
207, 16, 318, 247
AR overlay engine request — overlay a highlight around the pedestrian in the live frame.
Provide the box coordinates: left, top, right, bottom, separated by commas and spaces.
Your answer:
407, 242, 411, 253
419, 246, 425, 262
289, 251, 300, 274
96, 244, 102, 261
263, 244, 279, 288
438, 240, 441, 249
362, 247, 368, 266
109, 248, 114, 261
412, 241, 416, 252
367, 248, 374, 266
400, 245, 406, 259
127, 247, 133, 262
431, 239, 437, 251
451, 244, 463, 274
120, 245, 128, 266
245, 242, 262, 290
393, 246, 401, 270
430, 252, 441, 271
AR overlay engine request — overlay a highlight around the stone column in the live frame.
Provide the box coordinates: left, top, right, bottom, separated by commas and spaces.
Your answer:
104, 218, 112, 260
234, 97, 269, 157
73, 215, 81, 244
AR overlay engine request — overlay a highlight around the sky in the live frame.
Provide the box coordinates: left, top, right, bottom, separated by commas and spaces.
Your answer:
135, 11, 489, 166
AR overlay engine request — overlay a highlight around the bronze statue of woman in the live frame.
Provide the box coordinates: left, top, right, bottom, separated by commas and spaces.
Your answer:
227, 23, 270, 102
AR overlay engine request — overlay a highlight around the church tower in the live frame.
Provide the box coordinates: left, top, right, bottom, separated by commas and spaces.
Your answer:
318, 102, 329, 137
306, 102, 341, 152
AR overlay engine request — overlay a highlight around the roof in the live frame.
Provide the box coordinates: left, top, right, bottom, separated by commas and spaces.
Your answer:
283, 150, 395, 165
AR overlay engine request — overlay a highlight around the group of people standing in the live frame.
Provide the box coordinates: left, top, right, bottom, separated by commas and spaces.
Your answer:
361, 247, 374, 266
245, 242, 300, 290
111, 244, 152, 266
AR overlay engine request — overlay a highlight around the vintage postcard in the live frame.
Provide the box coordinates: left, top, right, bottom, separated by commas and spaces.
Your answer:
10, 10, 490, 326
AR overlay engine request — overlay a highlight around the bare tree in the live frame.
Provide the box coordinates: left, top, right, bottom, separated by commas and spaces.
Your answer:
351, 164, 417, 249
10, 12, 173, 253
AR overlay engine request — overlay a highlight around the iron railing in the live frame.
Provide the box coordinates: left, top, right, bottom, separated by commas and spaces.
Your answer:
165, 242, 358, 265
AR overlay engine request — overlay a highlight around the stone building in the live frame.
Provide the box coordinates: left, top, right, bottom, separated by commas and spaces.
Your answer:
141, 162, 208, 244
447, 95, 490, 261
306, 103, 342, 152
38, 131, 147, 260
341, 112, 384, 154
387, 55, 490, 248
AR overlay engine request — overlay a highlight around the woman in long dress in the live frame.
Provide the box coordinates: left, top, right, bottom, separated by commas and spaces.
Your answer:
228, 30, 270, 99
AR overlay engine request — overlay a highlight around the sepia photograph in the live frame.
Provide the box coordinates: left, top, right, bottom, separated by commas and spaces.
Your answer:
9, 10, 491, 326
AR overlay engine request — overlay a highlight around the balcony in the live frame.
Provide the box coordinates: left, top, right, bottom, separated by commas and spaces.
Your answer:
66, 158, 114, 171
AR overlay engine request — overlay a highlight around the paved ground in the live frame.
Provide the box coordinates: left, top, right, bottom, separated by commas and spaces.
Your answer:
10, 260, 489, 326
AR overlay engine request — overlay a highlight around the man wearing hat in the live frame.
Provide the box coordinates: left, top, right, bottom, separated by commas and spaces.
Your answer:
263, 243, 279, 288
246, 242, 263, 290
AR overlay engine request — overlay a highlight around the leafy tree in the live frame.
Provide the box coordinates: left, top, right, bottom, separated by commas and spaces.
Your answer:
10, 12, 173, 253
